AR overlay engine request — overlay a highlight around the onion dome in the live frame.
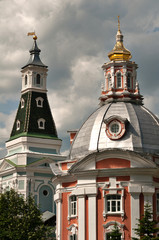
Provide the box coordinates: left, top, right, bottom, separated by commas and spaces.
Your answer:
108, 17, 132, 61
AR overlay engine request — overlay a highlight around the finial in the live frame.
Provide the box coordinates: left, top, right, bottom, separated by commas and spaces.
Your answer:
118, 16, 120, 31
27, 31, 37, 40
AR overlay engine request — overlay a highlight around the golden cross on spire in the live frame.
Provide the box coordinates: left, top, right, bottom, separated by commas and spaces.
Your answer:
118, 16, 120, 31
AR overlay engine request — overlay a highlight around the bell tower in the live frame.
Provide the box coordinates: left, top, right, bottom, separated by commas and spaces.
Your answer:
6, 33, 62, 163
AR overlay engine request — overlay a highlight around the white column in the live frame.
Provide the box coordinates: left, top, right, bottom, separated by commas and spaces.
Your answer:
129, 185, 141, 239
88, 195, 96, 240
78, 196, 85, 240
54, 193, 62, 240
142, 185, 155, 211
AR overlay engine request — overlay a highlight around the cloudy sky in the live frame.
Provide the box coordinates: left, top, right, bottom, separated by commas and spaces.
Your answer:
0, 0, 159, 158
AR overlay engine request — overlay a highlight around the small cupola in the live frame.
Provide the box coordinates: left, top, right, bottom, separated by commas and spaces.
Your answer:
108, 16, 132, 61
100, 17, 143, 106
21, 33, 48, 93
22, 34, 47, 69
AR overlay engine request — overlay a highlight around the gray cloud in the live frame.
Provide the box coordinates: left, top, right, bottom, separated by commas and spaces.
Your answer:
0, 0, 159, 157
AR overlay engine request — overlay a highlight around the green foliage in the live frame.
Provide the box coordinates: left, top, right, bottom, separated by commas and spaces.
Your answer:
0, 189, 55, 240
107, 222, 122, 239
133, 203, 159, 240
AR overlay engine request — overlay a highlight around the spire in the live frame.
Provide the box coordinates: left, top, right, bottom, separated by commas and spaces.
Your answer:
108, 16, 132, 61
22, 33, 47, 69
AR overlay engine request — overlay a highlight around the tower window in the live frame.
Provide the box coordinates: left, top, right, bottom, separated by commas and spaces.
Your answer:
25, 75, 27, 85
21, 98, 25, 108
35, 97, 44, 108
37, 118, 45, 129
108, 74, 112, 89
127, 73, 131, 88
36, 74, 41, 85
16, 120, 20, 131
117, 72, 122, 88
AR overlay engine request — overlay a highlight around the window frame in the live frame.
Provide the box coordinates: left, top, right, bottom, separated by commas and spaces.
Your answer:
127, 72, 132, 89
21, 98, 25, 108
106, 194, 121, 213
116, 71, 122, 88
107, 73, 112, 90
103, 187, 124, 219
35, 97, 44, 108
68, 195, 77, 220
16, 120, 20, 131
37, 118, 45, 130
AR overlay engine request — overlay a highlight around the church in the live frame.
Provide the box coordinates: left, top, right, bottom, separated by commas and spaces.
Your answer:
52, 19, 159, 240
0, 19, 159, 240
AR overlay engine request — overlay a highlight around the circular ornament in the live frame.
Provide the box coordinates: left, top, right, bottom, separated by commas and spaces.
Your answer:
106, 119, 126, 140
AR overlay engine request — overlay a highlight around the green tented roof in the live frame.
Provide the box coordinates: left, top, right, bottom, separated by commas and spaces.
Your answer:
10, 91, 58, 140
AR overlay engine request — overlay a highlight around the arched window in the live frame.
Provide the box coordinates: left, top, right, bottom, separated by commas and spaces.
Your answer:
37, 118, 45, 129
35, 97, 44, 108
25, 75, 27, 85
36, 74, 41, 85
21, 98, 25, 108
117, 72, 122, 88
16, 120, 20, 131
127, 73, 131, 89
108, 74, 112, 89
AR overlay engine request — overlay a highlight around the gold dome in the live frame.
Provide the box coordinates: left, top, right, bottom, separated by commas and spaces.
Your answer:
108, 17, 132, 61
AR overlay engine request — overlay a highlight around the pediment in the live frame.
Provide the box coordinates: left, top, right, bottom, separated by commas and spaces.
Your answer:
69, 150, 157, 173
0, 159, 15, 172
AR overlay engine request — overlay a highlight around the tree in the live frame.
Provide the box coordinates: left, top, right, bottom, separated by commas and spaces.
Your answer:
107, 222, 122, 239
0, 189, 55, 240
133, 203, 159, 240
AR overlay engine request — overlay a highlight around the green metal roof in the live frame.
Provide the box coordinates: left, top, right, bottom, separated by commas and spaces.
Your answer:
10, 91, 58, 140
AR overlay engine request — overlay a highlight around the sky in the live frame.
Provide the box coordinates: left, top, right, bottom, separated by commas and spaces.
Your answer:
0, 0, 159, 158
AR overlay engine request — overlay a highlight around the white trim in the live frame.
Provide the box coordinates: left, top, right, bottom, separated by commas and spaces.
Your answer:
35, 97, 44, 108
37, 118, 45, 129
88, 195, 96, 240
16, 120, 20, 131
78, 196, 85, 240
21, 98, 25, 108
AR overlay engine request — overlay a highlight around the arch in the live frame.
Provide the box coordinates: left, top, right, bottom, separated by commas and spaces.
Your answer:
36, 74, 41, 85
103, 221, 124, 240
116, 71, 122, 88
39, 185, 53, 213
37, 118, 45, 129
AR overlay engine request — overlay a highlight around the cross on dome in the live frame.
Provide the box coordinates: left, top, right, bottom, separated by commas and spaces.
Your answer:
108, 17, 132, 61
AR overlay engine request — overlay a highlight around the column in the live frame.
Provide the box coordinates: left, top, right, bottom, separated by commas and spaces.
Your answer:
142, 185, 155, 209
129, 185, 141, 239
54, 192, 62, 240
88, 194, 97, 240
78, 195, 85, 240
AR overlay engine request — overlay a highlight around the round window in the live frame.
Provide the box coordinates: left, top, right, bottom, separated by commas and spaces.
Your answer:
110, 123, 120, 133
43, 190, 48, 196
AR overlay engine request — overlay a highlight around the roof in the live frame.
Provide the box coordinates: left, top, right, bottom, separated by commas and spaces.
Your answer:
10, 91, 58, 140
69, 102, 159, 160
22, 39, 47, 69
